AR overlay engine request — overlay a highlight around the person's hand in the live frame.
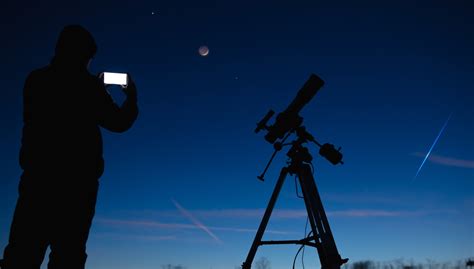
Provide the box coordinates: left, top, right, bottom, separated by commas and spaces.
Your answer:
97, 72, 112, 89
122, 73, 137, 101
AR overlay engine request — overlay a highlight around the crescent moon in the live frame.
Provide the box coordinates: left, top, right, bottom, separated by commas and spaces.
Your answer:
199, 46, 209, 56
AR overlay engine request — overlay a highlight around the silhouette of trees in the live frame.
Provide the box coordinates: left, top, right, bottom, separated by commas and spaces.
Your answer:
161, 264, 186, 269
255, 257, 271, 269
352, 260, 375, 269
344, 259, 467, 269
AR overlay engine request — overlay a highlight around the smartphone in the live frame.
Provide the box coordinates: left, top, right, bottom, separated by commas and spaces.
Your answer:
103, 72, 128, 86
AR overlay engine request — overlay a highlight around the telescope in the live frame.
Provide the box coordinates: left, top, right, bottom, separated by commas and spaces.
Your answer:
243, 73, 348, 269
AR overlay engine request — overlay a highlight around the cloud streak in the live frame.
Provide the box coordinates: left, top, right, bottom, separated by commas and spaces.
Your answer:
95, 208, 456, 243
96, 218, 195, 229
103, 208, 442, 223
96, 205, 458, 244
95, 217, 291, 235
172, 199, 223, 244
191, 209, 307, 219
327, 209, 427, 217
93, 232, 176, 241
413, 152, 474, 169
190, 208, 434, 218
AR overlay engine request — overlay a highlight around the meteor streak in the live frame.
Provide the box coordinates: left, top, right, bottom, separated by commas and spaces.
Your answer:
414, 113, 452, 180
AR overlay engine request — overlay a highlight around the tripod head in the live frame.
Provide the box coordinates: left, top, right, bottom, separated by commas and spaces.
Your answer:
255, 74, 344, 180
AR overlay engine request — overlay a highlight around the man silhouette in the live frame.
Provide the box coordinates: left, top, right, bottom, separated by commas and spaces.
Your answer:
1, 25, 138, 269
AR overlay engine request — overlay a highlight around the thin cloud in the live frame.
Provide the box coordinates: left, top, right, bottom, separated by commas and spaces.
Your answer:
95, 217, 291, 235
327, 209, 425, 217
93, 232, 176, 241
172, 199, 222, 244
413, 152, 474, 169
192, 209, 304, 219
256, 208, 456, 218
111, 207, 450, 222
323, 193, 405, 205
206, 226, 289, 235
182, 208, 425, 218
142, 208, 438, 219
96, 218, 195, 229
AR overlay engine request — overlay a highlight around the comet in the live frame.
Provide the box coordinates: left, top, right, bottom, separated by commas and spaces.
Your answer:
413, 113, 452, 180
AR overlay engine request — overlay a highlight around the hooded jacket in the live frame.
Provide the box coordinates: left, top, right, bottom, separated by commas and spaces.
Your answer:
19, 25, 138, 179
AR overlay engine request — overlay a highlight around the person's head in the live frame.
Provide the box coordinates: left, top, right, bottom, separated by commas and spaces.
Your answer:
54, 25, 97, 68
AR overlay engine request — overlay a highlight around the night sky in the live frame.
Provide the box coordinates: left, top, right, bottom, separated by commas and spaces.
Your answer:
0, 1, 473, 269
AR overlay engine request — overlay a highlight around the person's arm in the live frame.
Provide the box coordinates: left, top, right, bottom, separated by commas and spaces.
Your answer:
96, 74, 138, 133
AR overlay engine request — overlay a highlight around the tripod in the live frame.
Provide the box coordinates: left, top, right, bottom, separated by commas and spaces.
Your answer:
242, 128, 348, 269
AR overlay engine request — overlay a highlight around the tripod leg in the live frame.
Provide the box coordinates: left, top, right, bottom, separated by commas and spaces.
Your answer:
297, 164, 345, 269
297, 166, 329, 268
242, 167, 289, 269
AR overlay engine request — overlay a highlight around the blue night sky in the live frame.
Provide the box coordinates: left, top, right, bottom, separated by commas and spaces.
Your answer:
0, 1, 473, 269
